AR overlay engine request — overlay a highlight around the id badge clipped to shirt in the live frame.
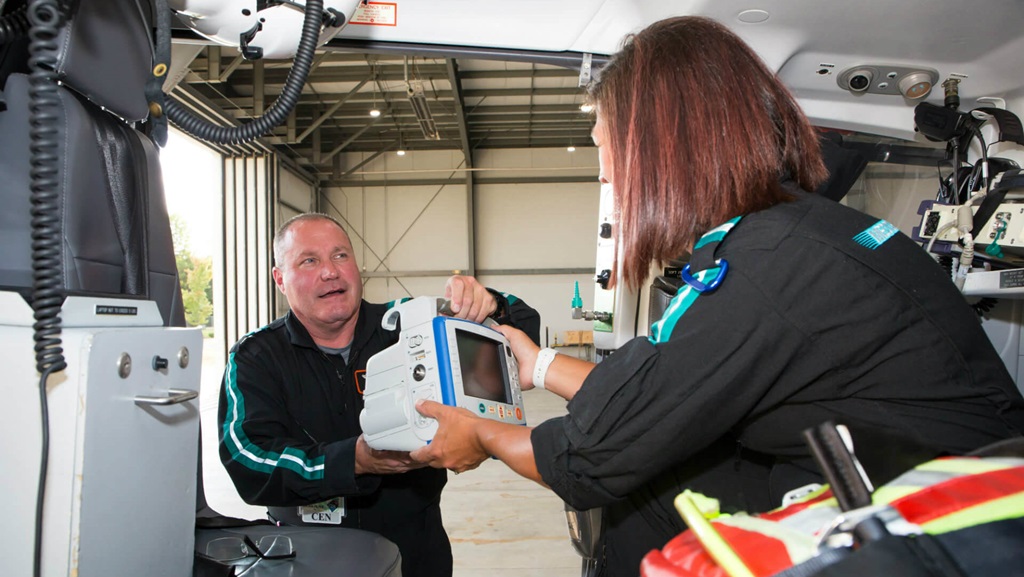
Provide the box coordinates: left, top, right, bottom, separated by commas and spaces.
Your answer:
299, 496, 345, 524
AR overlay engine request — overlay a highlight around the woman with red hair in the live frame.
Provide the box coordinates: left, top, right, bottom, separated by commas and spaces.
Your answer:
412, 16, 1024, 575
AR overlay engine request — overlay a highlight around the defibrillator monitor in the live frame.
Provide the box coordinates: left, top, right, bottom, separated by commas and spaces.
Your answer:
360, 296, 526, 451
450, 328, 513, 404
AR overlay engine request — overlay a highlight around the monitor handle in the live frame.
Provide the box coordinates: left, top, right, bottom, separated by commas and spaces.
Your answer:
380, 296, 449, 331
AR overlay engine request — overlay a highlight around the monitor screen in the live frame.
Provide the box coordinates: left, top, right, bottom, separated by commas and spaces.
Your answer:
454, 328, 511, 404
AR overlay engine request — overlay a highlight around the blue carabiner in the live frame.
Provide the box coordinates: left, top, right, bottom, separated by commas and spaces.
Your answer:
680, 259, 729, 293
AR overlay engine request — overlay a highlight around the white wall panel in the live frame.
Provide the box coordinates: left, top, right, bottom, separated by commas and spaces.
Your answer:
476, 182, 598, 269
367, 184, 469, 272
279, 166, 315, 213
475, 147, 599, 175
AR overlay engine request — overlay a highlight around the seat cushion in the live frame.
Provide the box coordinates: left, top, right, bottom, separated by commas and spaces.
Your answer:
195, 524, 402, 577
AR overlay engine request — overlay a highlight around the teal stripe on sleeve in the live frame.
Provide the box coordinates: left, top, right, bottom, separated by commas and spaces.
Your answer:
222, 352, 325, 479
386, 297, 412, 309
648, 267, 718, 344
650, 215, 740, 343
693, 216, 742, 250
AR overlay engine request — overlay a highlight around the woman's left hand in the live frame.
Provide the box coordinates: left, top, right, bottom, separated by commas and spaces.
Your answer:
494, 325, 540, 390
409, 399, 489, 473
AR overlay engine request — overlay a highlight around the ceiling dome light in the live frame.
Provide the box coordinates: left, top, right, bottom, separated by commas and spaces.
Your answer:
898, 71, 935, 100
579, 103, 595, 113
736, 9, 770, 23
396, 148, 406, 156
369, 108, 381, 118
567, 145, 576, 152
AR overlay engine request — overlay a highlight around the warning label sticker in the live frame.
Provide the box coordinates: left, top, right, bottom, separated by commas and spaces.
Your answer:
350, 2, 398, 26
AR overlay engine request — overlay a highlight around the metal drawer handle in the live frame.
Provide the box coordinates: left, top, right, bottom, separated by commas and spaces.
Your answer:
134, 388, 199, 406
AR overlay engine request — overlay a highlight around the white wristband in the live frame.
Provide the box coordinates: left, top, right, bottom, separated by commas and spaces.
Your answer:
532, 348, 558, 390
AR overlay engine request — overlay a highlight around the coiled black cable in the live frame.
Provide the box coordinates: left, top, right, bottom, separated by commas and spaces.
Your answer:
0, 5, 31, 44
972, 297, 999, 318
27, 0, 66, 576
164, 0, 325, 145
937, 255, 953, 277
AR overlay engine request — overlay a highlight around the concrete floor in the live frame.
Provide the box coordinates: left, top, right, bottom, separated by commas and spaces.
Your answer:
199, 342, 584, 576
440, 389, 581, 577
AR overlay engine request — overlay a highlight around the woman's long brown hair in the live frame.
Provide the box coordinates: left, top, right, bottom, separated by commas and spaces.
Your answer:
589, 16, 827, 290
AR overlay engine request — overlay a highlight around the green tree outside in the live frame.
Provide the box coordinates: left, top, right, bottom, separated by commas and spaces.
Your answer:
171, 214, 214, 329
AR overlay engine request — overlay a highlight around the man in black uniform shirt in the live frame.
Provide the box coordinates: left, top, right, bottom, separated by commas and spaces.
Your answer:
218, 213, 540, 577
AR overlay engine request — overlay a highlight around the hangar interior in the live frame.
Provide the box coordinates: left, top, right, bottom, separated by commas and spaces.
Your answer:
165, 38, 952, 361
167, 45, 605, 350
159, 39, 614, 576
165, 44, 614, 576
162, 28, 972, 577
5, 1, 1024, 576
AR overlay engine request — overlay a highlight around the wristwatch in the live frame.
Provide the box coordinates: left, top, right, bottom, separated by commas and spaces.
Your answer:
486, 288, 511, 324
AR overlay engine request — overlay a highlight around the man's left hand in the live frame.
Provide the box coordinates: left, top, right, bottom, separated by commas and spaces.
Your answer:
355, 435, 425, 475
444, 275, 497, 323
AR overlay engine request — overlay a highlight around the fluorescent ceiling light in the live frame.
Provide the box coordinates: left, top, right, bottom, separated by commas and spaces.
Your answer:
407, 80, 439, 140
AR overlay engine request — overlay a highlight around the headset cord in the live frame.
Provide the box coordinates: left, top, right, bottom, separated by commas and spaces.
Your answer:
27, 1, 68, 576
0, 4, 30, 44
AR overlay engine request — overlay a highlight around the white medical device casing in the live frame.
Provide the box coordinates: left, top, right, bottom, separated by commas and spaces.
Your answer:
360, 296, 526, 451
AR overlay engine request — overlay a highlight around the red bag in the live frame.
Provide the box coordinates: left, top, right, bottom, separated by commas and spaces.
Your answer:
641, 454, 1024, 577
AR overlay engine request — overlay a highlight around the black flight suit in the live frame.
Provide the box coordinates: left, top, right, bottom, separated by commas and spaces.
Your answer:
220, 292, 540, 577
532, 186, 1024, 576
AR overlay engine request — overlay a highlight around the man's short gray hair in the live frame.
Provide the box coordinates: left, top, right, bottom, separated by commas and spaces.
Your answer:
272, 213, 347, 266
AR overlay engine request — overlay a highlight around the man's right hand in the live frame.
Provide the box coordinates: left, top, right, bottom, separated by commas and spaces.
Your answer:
354, 435, 427, 475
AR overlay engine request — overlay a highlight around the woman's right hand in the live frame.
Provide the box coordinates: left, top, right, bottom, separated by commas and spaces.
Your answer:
494, 325, 541, 390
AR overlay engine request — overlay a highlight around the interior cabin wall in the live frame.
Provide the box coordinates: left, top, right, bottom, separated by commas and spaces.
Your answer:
977, 94, 1024, 393
843, 96, 1024, 396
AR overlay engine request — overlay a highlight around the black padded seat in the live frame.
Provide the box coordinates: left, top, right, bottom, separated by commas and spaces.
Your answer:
194, 432, 403, 577
194, 525, 401, 577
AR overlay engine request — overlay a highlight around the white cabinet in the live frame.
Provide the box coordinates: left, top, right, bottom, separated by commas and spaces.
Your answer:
0, 292, 201, 577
